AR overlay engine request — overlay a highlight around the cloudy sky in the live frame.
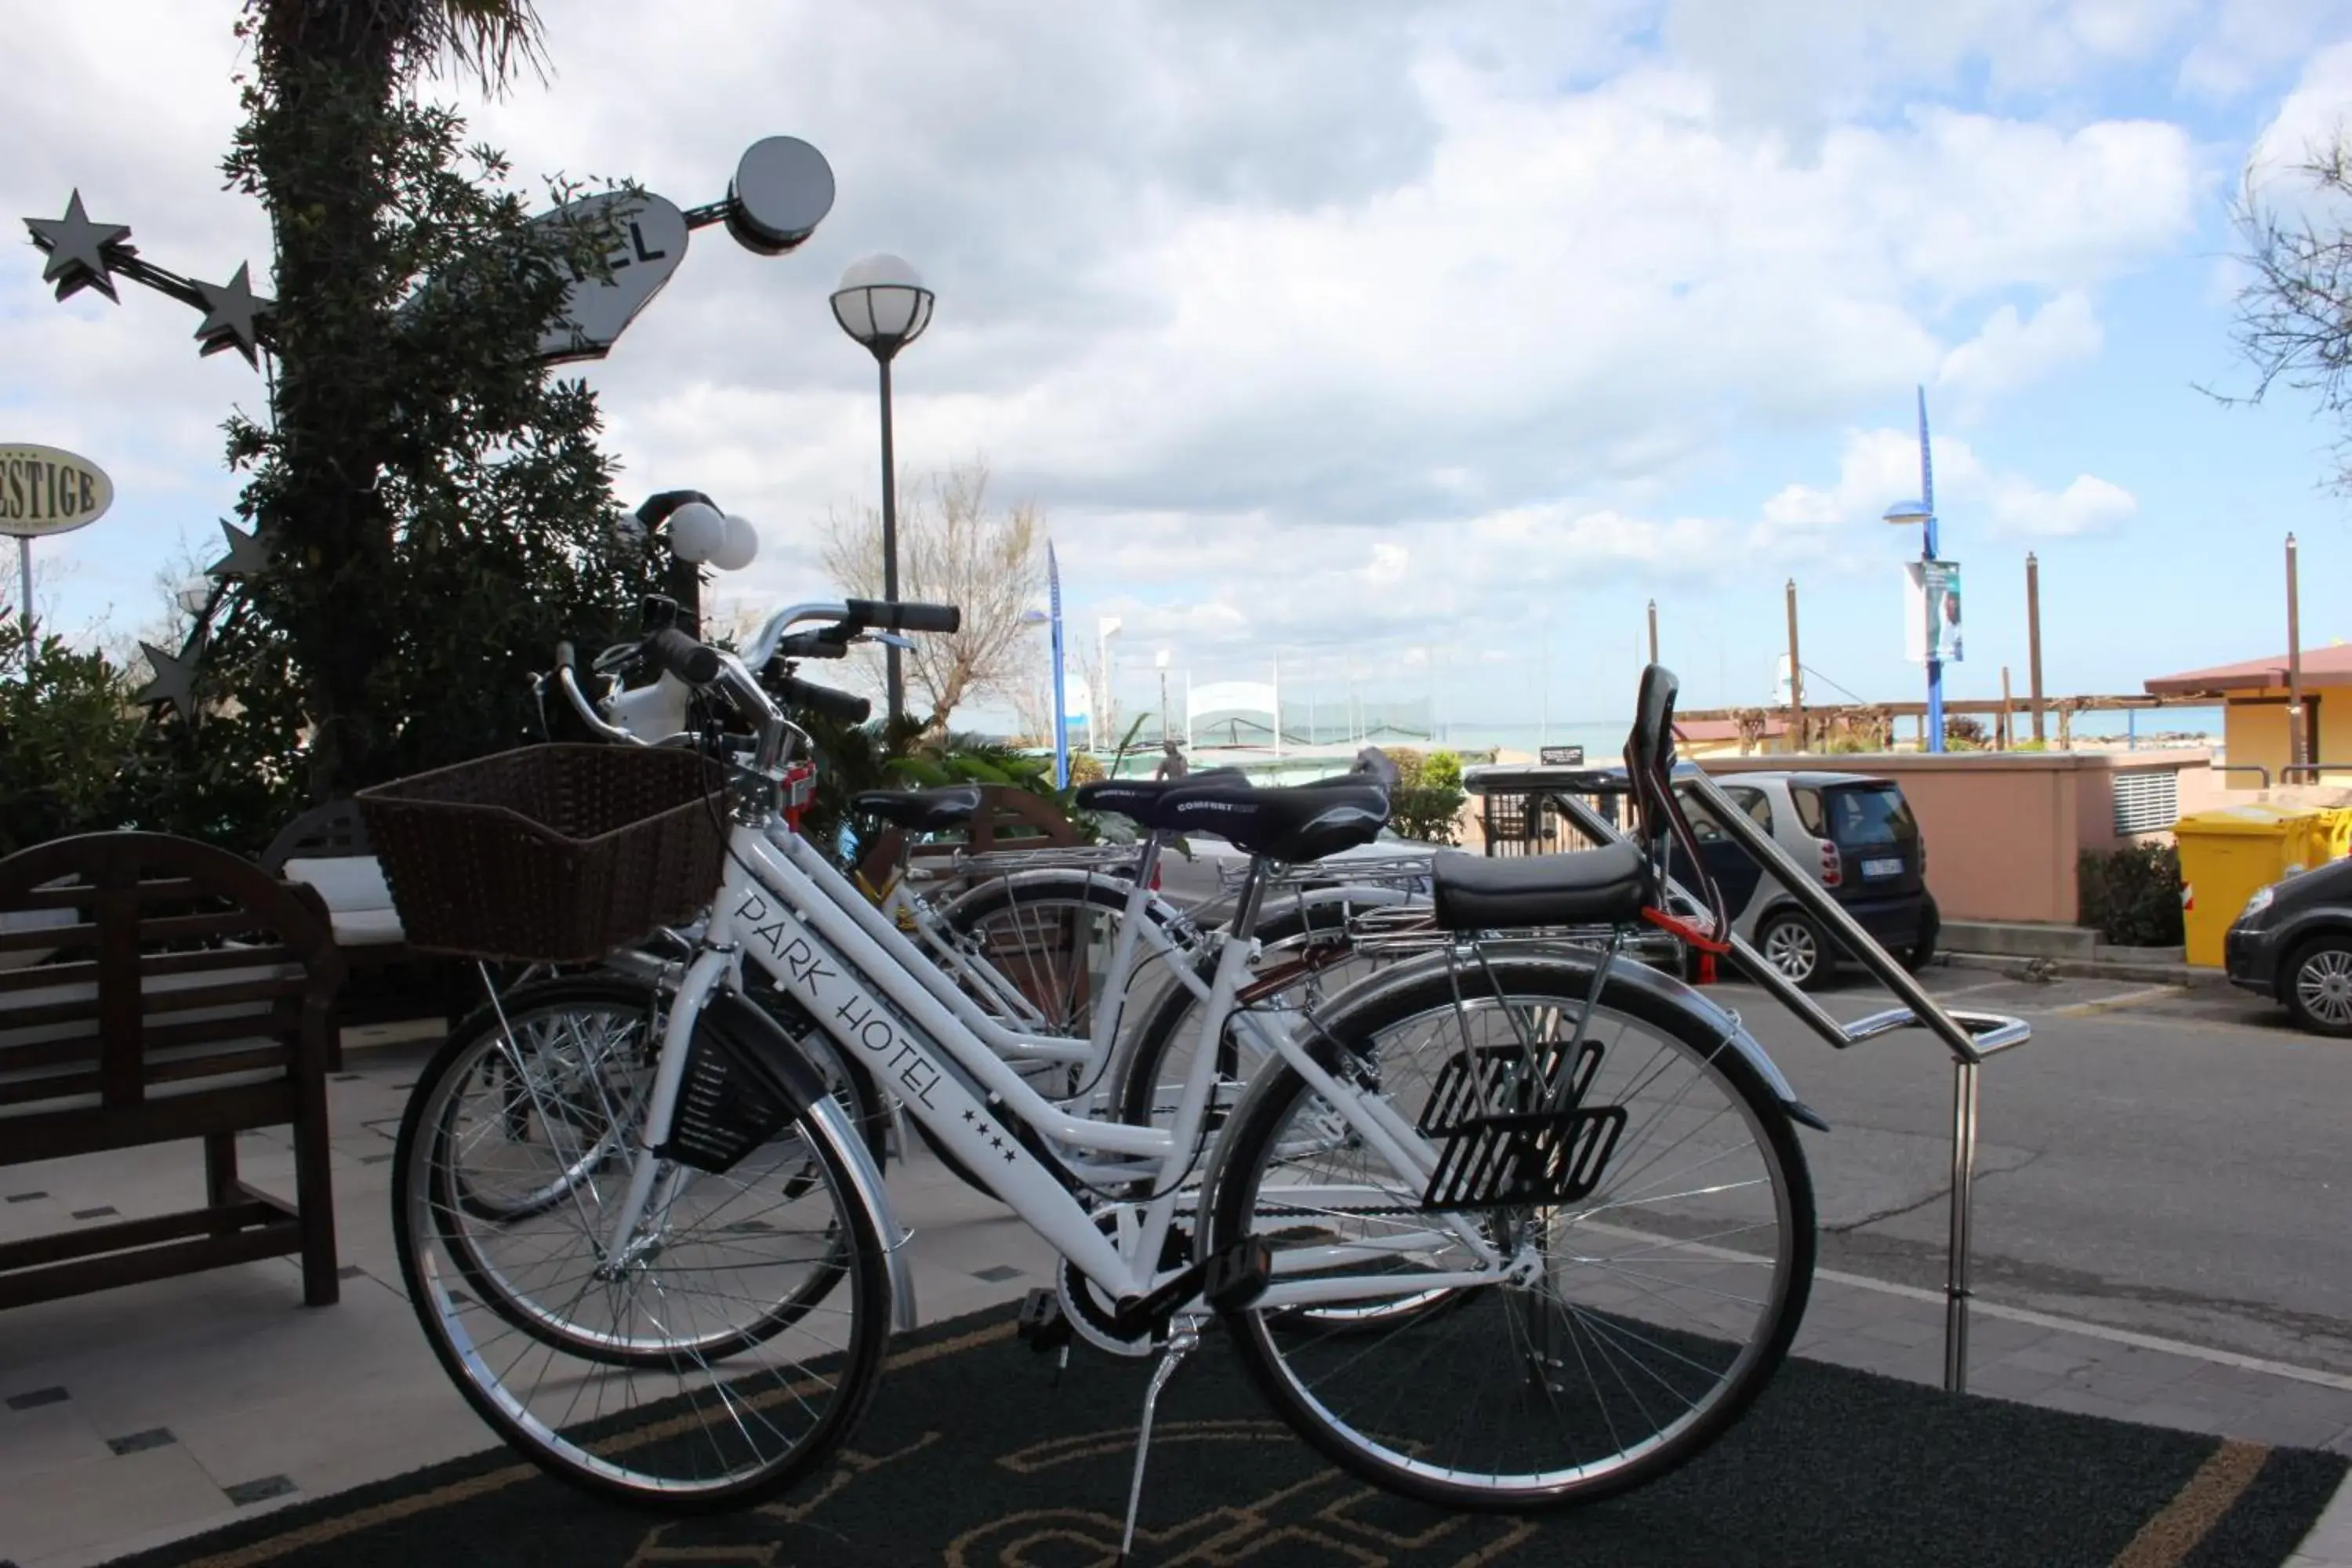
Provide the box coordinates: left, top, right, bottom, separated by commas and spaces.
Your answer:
9, 0, 2352, 735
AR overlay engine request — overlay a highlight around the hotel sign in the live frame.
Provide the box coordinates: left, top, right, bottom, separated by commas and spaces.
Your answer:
0, 444, 112, 538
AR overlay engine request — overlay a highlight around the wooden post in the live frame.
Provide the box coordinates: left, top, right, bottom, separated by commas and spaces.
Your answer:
1647, 599, 1659, 666
1999, 666, 2013, 750
2026, 552, 2045, 745
1784, 579, 1804, 753
2288, 534, 2305, 772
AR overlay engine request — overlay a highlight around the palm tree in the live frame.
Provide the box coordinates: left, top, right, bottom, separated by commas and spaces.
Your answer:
234, 0, 549, 799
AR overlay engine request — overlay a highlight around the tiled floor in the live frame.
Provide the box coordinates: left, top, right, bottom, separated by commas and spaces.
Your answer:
1, 1031, 2347, 1567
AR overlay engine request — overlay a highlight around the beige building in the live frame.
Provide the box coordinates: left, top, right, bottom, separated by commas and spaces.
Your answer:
2144, 646, 2352, 789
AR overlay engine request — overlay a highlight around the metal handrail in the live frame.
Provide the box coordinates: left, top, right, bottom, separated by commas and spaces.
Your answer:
2212, 763, 2271, 788
1539, 775, 2033, 1393
2280, 763, 2352, 784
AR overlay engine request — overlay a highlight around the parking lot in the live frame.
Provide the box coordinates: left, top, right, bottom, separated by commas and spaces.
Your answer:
1721, 960, 2352, 1377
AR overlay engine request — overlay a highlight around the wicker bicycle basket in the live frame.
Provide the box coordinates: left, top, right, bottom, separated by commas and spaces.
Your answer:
355, 743, 730, 965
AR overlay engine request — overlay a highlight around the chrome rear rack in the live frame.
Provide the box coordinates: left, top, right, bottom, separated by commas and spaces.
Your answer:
1217, 852, 1438, 895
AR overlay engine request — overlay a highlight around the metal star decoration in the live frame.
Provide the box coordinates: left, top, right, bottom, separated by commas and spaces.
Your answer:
132, 626, 206, 723
205, 517, 274, 579
190, 263, 274, 367
24, 190, 132, 303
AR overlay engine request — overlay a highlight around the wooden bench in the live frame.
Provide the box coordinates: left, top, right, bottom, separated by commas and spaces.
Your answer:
260, 800, 471, 1059
0, 831, 343, 1310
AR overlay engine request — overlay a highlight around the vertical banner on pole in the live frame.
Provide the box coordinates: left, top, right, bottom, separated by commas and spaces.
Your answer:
1903, 561, 1964, 664
1047, 540, 1069, 789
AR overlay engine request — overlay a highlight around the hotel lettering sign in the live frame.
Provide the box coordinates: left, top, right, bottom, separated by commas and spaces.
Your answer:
0, 445, 113, 538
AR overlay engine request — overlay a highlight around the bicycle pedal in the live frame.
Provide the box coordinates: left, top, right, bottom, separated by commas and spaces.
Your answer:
1203, 1235, 1273, 1312
1017, 1287, 1073, 1353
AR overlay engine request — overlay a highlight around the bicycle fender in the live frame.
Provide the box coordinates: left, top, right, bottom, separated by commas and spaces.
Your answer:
699, 987, 920, 1332
938, 866, 1190, 931
1283, 946, 1828, 1134
1590, 953, 1831, 1131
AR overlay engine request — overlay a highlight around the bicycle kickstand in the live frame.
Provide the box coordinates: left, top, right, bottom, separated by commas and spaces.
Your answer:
1120, 1315, 1203, 1563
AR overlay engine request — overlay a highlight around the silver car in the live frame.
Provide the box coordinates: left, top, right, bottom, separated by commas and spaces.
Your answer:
1678, 769, 1939, 989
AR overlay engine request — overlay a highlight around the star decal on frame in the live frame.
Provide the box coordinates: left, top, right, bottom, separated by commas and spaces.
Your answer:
205, 517, 274, 579
191, 262, 275, 367
132, 627, 207, 723
24, 190, 132, 303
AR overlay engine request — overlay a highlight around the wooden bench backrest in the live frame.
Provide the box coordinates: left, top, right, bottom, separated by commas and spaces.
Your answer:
260, 797, 374, 874
0, 833, 344, 1154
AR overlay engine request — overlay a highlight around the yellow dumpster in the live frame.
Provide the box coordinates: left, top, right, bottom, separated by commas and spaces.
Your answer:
2176, 804, 2332, 967
2317, 807, 2352, 862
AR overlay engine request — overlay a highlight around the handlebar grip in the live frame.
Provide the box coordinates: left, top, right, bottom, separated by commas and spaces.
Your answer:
554, 640, 576, 671
773, 675, 871, 725
644, 626, 721, 686
844, 597, 962, 634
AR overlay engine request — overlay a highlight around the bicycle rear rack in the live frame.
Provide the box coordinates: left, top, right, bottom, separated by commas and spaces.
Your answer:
1537, 776, 2032, 1395
945, 841, 1142, 878
1216, 851, 1439, 896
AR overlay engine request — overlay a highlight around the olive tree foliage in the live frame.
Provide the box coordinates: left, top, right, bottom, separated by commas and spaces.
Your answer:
193, 0, 659, 822
820, 459, 1049, 735
2214, 128, 2352, 489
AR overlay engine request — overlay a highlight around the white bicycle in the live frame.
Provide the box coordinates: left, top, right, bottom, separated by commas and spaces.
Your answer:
384, 619, 1821, 1544
550, 597, 1425, 1171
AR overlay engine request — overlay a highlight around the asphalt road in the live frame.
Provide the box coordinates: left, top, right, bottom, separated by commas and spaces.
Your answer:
1717, 961, 2352, 1374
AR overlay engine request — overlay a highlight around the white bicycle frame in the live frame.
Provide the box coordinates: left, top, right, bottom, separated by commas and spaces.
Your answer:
592, 654, 1511, 1317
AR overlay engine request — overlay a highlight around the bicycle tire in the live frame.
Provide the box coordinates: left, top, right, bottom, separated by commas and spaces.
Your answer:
1204, 948, 1816, 1512
913, 869, 1196, 1195
393, 989, 894, 1510
416, 976, 861, 1368
1109, 889, 1409, 1131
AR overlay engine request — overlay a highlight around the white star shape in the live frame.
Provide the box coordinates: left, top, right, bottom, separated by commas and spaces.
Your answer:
191, 262, 275, 367
132, 629, 206, 723
24, 191, 131, 304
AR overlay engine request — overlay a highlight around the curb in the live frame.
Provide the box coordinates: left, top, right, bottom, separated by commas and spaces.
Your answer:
1941, 950, 2235, 989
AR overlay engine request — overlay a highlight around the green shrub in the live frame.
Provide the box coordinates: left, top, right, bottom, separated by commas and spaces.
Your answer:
1388, 785, 1465, 844
0, 619, 143, 857
1425, 750, 1465, 792
2078, 842, 2185, 946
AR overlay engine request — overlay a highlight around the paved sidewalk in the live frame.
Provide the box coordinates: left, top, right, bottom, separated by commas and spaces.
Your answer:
0, 1035, 2345, 1567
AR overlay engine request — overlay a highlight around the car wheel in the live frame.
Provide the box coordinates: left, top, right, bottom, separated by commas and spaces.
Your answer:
1903, 894, 1940, 974
1756, 909, 1832, 991
2283, 935, 2352, 1038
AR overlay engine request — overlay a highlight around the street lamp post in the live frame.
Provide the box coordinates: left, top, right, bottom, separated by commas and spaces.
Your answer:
830, 254, 935, 727
1095, 617, 1122, 759
1883, 387, 1944, 753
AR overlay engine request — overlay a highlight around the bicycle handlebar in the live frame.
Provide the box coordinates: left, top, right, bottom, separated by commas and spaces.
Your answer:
742, 597, 963, 671
771, 673, 871, 725
843, 597, 961, 634
644, 626, 723, 687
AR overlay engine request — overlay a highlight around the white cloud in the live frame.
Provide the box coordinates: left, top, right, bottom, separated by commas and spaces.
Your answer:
1937, 291, 2105, 412
0, 0, 2230, 707
2182, 0, 2352, 100
2244, 41, 2352, 215
1760, 426, 2138, 549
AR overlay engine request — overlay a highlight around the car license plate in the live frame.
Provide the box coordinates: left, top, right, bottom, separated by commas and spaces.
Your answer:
1862, 857, 1904, 879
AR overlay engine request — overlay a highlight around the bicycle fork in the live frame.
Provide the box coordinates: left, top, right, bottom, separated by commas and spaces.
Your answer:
596, 944, 734, 1275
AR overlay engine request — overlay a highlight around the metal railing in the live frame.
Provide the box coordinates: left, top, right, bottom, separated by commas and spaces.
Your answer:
1537, 775, 2031, 1393
2211, 764, 2271, 788
2280, 763, 2352, 784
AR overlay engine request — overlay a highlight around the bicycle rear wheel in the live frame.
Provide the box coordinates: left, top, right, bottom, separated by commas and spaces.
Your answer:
1205, 949, 1814, 1511
392, 997, 892, 1510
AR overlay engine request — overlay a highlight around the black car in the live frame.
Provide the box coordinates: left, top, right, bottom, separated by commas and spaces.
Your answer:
2223, 856, 2352, 1036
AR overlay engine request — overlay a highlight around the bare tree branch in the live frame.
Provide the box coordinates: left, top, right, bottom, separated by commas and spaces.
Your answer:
2211, 127, 2352, 490
821, 457, 1048, 734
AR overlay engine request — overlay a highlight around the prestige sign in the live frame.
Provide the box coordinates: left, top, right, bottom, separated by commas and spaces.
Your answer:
0, 445, 113, 538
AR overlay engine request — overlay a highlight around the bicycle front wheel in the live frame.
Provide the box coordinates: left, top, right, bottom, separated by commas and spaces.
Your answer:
1205, 949, 1815, 1512
392, 996, 892, 1511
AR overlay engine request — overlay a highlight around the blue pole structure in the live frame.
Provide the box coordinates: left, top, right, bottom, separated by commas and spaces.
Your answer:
1920, 387, 1945, 755
1048, 539, 1069, 789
